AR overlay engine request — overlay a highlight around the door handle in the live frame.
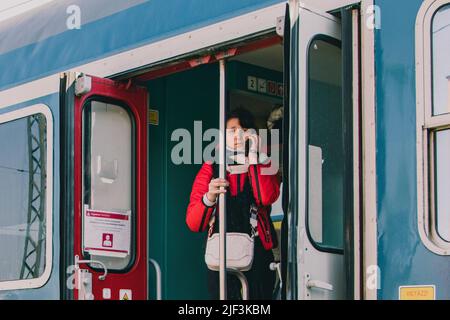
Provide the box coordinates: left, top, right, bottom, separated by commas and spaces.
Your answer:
306, 279, 333, 291
75, 255, 108, 280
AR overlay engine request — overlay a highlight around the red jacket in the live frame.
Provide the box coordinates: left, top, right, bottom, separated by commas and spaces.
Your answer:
186, 161, 280, 250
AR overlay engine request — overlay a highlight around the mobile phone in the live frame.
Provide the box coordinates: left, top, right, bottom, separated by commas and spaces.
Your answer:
245, 139, 250, 157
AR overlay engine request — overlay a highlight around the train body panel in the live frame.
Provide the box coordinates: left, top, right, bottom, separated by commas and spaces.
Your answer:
0, 0, 449, 300
0, 0, 284, 91
375, 0, 450, 299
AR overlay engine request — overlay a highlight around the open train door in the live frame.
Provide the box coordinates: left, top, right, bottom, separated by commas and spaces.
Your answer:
283, 2, 359, 300
61, 73, 148, 300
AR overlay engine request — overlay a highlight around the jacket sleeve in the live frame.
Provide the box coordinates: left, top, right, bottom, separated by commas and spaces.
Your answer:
248, 161, 280, 207
186, 163, 216, 232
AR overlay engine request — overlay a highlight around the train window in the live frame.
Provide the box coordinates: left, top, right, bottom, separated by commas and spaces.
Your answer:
82, 100, 135, 271
0, 105, 52, 289
307, 37, 345, 252
431, 5, 450, 116
429, 4, 450, 245
433, 129, 450, 241
417, 1, 450, 254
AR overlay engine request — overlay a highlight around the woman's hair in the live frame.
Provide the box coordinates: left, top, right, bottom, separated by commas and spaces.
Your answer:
226, 107, 256, 130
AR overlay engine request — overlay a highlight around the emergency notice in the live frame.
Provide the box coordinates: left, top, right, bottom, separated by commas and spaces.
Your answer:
83, 206, 131, 258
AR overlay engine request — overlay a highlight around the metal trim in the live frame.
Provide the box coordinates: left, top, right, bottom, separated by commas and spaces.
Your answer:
360, 0, 378, 300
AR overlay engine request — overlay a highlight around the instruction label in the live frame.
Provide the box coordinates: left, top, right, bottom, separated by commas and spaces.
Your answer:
83, 206, 131, 258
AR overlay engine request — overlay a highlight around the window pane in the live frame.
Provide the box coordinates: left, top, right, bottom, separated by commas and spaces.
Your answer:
307, 38, 346, 251
434, 130, 450, 241
432, 5, 450, 116
0, 114, 47, 281
82, 101, 133, 270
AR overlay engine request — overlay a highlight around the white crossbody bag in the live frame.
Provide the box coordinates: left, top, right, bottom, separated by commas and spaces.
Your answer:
204, 204, 258, 272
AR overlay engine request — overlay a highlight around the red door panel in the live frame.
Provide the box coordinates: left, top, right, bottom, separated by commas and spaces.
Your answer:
73, 75, 147, 300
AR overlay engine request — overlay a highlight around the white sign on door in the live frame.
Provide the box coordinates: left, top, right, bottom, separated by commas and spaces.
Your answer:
83, 205, 131, 258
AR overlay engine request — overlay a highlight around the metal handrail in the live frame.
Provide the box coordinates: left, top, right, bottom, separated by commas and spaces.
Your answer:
149, 258, 162, 300
227, 268, 249, 300
218, 59, 227, 300
270, 262, 283, 288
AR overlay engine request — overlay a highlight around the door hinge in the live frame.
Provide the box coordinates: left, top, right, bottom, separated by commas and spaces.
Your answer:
75, 74, 92, 96
276, 16, 285, 37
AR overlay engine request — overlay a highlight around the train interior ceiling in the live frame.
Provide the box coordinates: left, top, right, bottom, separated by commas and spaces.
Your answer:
141, 40, 284, 299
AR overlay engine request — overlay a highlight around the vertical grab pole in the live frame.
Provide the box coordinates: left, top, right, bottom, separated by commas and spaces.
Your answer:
219, 59, 227, 300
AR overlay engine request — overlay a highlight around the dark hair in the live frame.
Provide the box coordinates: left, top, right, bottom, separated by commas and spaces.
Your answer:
226, 107, 256, 130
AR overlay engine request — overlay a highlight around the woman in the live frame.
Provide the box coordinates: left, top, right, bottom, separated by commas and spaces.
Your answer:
186, 108, 280, 300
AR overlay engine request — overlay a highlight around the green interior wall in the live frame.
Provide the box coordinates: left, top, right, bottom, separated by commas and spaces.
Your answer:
146, 60, 282, 299
147, 63, 219, 299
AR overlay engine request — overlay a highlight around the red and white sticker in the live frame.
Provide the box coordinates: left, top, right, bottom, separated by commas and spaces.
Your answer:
83, 206, 131, 258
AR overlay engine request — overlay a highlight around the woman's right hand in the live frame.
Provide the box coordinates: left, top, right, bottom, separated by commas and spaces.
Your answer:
207, 178, 229, 203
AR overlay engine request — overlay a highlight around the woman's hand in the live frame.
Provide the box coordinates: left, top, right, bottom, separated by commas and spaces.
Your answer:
245, 132, 259, 164
206, 178, 229, 203
245, 132, 259, 151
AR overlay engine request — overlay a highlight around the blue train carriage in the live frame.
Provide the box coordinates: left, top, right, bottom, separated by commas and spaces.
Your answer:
0, 0, 448, 300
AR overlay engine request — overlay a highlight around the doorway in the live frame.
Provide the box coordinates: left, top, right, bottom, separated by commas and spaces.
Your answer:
145, 39, 286, 300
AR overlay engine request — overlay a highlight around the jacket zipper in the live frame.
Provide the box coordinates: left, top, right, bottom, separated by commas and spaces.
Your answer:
237, 173, 241, 194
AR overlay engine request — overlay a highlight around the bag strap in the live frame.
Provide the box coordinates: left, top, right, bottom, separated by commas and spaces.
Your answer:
208, 203, 258, 239
208, 164, 259, 238
249, 203, 258, 238
207, 207, 216, 238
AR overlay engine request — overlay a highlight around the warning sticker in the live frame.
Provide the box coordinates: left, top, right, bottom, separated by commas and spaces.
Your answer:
148, 109, 159, 126
399, 285, 436, 300
83, 206, 131, 258
119, 289, 132, 300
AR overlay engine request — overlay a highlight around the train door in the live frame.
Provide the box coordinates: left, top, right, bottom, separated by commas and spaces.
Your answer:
286, 4, 359, 300
65, 74, 148, 300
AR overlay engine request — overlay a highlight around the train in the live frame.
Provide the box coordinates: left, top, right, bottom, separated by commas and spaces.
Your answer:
0, 0, 448, 300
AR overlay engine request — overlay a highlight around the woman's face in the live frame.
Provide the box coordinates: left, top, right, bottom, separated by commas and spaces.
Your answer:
226, 118, 246, 150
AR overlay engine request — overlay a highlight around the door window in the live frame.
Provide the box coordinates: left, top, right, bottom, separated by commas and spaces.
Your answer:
307, 37, 347, 252
82, 99, 135, 270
